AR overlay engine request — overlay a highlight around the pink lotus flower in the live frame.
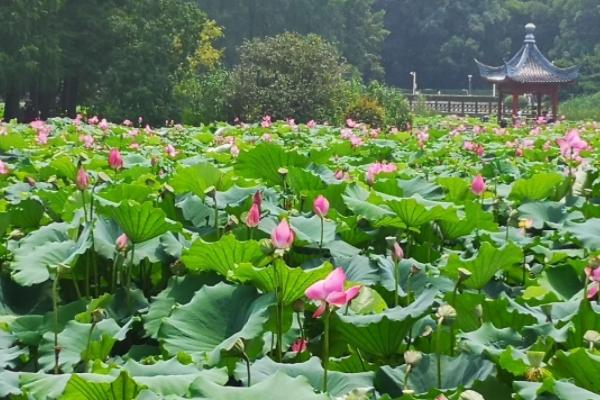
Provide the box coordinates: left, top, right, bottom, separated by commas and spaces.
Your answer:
261, 115, 272, 128
253, 191, 262, 212
36, 131, 49, 145
88, 116, 99, 125
585, 267, 600, 299
30, 120, 45, 131
116, 233, 129, 251
473, 126, 483, 135
129, 143, 140, 150
230, 144, 240, 158
392, 242, 404, 262
287, 118, 297, 129
271, 219, 294, 250
165, 144, 177, 158
0, 160, 9, 175
463, 141, 475, 151
335, 169, 350, 181
261, 133, 272, 142
144, 124, 154, 135
471, 175, 486, 196
366, 162, 397, 185
313, 195, 329, 218
346, 118, 357, 128
305, 268, 361, 318
76, 167, 90, 190
307, 120, 317, 129
98, 118, 109, 130
349, 135, 363, 148
123, 119, 132, 127
80, 134, 94, 148
108, 148, 124, 170
340, 128, 353, 139
128, 129, 139, 137
291, 338, 308, 353
557, 129, 588, 160
246, 203, 260, 228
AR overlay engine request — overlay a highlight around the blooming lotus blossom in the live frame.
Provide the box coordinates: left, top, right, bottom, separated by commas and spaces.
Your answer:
305, 268, 361, 318
80, 134, 94, 148
287, 118, 297, 129
494, 128, 506, 136
0, 160, 9, 175
472, 126, 483, 135
129, 143, 140, 150
313, 195, 329, 218
335, 169, 350, 181
246, 203, 260, 228
128, 129, 139, 137
271, 219, 294, 249
536, 116, 546, 125
123, 119, 132, 127
463, 141, 475, 151
261, 133, 272, 142
165, 144, 177, 158
366, 162, 397, 185
144, 125, 154, 134
30, 120, 45, 131
340, 128, 353, 139
116, 233, 129, 251
76, 167, 90, 190
291, 338, 308, 353
390, 127, 399, 134
346, 118, 357, 128
73, 115, 82, 126
530, 126, 541, 136
349, 135, 363, 148
557, 129, 588, 160
88, 116, 99, 125
585, 267, 600, 299
307, 120, 317, 129
369, 129, 380, 138
471, 175, 486, 196
261, 115, 272, 128
98, 118, 109, 130
108, 148, 124, 170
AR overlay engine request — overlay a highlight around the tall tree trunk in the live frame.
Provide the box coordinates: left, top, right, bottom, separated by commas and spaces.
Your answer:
3, 84, 20, 122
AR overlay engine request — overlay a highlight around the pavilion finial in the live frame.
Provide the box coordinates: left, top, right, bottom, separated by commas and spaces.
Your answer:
524, 23, 536, 43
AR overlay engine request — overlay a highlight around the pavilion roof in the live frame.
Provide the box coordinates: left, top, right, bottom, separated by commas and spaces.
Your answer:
475, 23, 579, 85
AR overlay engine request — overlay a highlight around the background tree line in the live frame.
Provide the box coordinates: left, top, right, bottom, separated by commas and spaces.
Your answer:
0, 0, 598, 124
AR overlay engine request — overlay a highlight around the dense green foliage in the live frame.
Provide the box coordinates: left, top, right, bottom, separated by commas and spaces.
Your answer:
562, 93, 600, 121
1, 116, 600, 398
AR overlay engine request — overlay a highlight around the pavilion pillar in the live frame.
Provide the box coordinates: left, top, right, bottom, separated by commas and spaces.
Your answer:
497, 91, 503, 122
536, 94, 542, 117
512, 93, 519, 124
551, 88, 559, 120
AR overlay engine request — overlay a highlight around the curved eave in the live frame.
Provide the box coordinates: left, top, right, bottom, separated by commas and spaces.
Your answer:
474, 58, 507, 82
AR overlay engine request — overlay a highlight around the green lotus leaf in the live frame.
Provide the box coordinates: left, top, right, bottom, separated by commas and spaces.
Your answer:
460, 323, 527, 357
235, 143, 310, 185
550, 348, 600, 393
513, 379, 600, 400
375, 353, 495, 396
158, 282, 274, 364
565, 218, 600, 250
122, 359, 228, 396
61, 370, 141, 400
97, 183, 154, 205
234, 356, 374, 397
509, 172, 565, 202
234, 260, 333, 305
169, 162, 226, 196
181, 234, 264, 276
332, 289, 437, 357
342, 184, 394, 222
439, 202, 498, 239
380, 196, 456, 229
189, 371, 328, 400
99, 200, 181, 244
443, 242, 523, 289
10, 222, 92, 286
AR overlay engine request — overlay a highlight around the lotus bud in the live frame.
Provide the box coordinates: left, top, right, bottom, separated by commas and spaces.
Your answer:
76, 167, 90, 191
313, 195, 330, 218
108, 148, 123, 170
404, 350, 422, 366
116, 233, 129, 252
232, 338, 245, 354
204, 186, 216, 198
245, 203, 260, 228
392, 242, 404, 263
271, 219, 294, 250
471, 175, 486, 196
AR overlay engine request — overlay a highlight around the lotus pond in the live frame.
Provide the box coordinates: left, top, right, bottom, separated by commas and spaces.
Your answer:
0, 116, 599, 399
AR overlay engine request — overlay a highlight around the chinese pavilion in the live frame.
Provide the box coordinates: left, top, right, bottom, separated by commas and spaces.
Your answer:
475, 23, 579, 122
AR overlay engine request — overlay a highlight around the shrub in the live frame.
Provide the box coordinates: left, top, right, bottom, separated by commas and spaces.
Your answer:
366, 81, 412, 129
562, 92, 600, 121
346, 97, 385, 127
174, 69, 234, 125
230, 33, 350, 122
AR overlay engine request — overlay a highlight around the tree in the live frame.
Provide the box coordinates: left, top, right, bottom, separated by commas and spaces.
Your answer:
230, 33, 350, 122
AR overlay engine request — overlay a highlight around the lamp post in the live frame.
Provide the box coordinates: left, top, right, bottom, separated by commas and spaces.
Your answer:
468, 74, 473, 96
410, 71, 417, 95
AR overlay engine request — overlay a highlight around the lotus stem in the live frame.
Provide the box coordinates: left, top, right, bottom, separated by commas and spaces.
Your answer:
84, 321, 97, 370
273, 261, 283, 362
319, 217, 324, 249
394, 260, 399, 307
322, 309, 330, 393
242, 352, 251, 387
436, 320, 443, 389
52, 275, 60, 374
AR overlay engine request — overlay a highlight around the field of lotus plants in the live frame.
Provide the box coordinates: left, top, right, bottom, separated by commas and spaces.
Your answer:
0, 114, 599, 400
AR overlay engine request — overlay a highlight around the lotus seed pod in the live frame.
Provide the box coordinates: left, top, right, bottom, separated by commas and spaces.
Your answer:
403, 350, 422, 366
436, 304, 457, 323
584, 330, 600, 347
458, 267, 472, 281
460, 390, 484, 400
526, 351, 545, 368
